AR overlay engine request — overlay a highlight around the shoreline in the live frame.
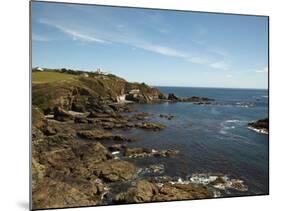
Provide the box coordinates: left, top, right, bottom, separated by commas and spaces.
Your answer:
31, 70, 268, 209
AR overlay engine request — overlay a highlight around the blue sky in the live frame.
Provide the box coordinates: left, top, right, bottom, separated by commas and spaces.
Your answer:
31, 2, 268, 89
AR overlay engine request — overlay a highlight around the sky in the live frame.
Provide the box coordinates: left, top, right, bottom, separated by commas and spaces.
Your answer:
31, 2, 268, 89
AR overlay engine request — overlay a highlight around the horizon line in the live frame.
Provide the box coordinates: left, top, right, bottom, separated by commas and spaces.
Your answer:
151, 85, 268, 91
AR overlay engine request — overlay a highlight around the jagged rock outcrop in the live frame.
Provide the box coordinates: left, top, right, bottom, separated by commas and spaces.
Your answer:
92, 160, 137, 182
32, 133, 137, 209
167, 93, 214, 104
77, 130, 137, 142
114, 180, 213, 203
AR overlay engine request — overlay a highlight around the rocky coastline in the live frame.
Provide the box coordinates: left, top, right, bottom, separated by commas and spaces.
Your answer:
32, 70, 244, 209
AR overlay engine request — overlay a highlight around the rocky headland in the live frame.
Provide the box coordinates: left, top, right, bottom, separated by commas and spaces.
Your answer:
32, 69, 243, 209
248, 118, 269, 134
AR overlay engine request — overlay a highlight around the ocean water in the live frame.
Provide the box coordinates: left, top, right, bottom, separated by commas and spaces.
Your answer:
121, 87, 269, 196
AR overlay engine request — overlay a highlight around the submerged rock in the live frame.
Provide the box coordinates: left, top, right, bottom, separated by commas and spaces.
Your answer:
159, 114, 175, 120
124, 147, 179, 158
132, 112, 152, 121
136, 122, 165, 131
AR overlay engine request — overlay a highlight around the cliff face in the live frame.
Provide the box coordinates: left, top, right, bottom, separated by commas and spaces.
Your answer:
32, 70, 163, 114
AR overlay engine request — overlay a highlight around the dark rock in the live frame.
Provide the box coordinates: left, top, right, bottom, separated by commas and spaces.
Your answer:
159, 114, 175, 120
43, 107, 52, 115
71, 102, 86, 113
42, 125, 57, 136
74, 116, 88, 124
168, 93, 179, 101
108, 144, 127, 152
167, 93, 214, 104
165, 149, 179, 157
158, 93, 167, 100
113, 135, 138, 142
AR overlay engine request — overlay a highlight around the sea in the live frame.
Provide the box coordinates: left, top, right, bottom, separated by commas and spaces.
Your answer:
118, 87, 269, 197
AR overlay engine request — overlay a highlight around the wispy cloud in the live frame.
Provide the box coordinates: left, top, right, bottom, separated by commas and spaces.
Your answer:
255, 66, 268, 73
188, 56, 210, 65
133, 42, 220, 67
39, 19, 107, 43
209, 61, 229, 70
135, 43, 189, 58
32, 33, 50, 42
37, 18, 229, 70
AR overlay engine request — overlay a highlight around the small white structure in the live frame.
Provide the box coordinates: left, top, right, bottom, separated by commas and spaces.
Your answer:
35, 67, 44, 71
129, 89, 140, 94
95, 68, 110, 75
81, 73, 89, 77
117, 94, 126, 103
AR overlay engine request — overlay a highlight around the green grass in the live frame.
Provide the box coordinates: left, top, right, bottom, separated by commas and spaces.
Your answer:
32, 71, 77, 83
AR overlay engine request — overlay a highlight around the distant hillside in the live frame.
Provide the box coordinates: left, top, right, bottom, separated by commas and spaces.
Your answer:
32, 69, 163, 114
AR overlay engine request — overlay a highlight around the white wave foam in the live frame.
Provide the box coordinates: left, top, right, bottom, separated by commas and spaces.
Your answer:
189, 174, 218, 185
189, 173, 248, 192
235, 102, 253, 108
225, 120, 240, 123
140, 164, 165, 175
248, 126, 268, 135
219, 120, 240, 134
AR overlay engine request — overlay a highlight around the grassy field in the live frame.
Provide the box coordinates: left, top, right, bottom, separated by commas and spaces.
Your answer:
32, 71, 77, 83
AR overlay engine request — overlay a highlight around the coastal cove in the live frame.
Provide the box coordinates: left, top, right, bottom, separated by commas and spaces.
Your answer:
31, 71, 268, 209
122, 87, 269, 195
